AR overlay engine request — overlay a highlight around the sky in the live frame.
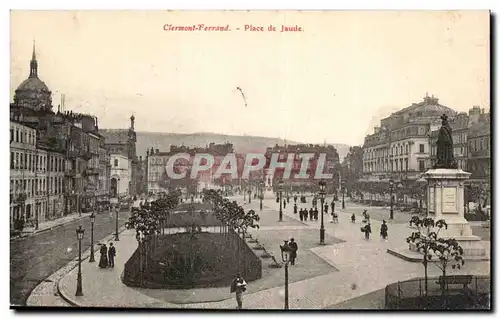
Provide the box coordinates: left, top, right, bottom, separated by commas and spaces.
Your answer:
10, 10, 490, 146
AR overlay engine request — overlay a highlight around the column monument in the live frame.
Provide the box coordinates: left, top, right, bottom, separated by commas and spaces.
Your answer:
420, 114, 486, 258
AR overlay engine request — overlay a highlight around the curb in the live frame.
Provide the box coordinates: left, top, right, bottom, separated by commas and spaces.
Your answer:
386, 248, 491, 262
55, 225, 129, 308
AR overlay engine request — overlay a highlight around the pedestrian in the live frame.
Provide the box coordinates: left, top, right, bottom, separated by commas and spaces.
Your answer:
331, 200, 335, 213
289, 238, 298, 265
283, 200, 287, 209
309, 208, 314, 221
303, 208, 308, 221
380, 220, 388, 239
98, 243, 108, 268
108, 243, 116, 268
324, 203, 329, 215
299, 208, 304, 221
230, 273, 247, 309
351, 213, 356, 223
293, 204, 298, 214
365, 223, 372, 240
314, 207, 319, 221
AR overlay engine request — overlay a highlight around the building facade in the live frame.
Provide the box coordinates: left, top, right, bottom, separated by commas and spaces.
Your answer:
101, 116, 139, 198
110, 154, 131, 197
362, 94, 457, 182
10, 121, 37, 230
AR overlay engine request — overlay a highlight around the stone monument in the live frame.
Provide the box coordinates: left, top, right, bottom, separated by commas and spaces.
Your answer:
420, 114, 486, 258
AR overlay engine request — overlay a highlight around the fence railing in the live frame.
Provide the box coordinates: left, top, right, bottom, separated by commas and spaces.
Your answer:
385, 276, 490, 309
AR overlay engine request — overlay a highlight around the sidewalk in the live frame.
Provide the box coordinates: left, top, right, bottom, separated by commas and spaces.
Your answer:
55, 199, 490, 309
13, 212, 94, 240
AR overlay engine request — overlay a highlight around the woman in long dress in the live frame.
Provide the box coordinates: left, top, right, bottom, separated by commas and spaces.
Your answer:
98, 244, 108, 268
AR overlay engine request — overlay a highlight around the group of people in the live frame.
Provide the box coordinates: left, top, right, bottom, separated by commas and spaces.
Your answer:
356, 210, 389, 240
98, 242, 117, 269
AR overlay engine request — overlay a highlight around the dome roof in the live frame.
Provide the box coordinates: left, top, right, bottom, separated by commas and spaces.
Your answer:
16, 76, 50, 92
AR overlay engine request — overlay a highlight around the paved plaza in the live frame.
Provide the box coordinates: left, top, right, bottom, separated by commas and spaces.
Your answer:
38, 196, 489, 309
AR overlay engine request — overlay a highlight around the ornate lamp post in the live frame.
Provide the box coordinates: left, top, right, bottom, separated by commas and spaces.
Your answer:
278, 179, 284, 222
114, 206, 120, 241
280, 240, 291, 310
341, 180, 346, 210
75, 225, 85, 296
89, 213, 96, 262
259, 181, 264, 211
136, 231, 145, 286
319, 180, 326, 245
389, 179, 394, 220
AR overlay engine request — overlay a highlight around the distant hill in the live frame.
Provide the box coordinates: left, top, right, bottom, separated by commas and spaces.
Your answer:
101, 130, 351, 161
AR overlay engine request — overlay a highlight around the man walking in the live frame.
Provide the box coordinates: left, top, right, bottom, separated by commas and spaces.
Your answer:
108, 243, 116, 268
230, 273, 247, 309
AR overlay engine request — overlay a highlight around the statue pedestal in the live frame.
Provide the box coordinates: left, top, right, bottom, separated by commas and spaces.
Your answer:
418, 168, 487, 258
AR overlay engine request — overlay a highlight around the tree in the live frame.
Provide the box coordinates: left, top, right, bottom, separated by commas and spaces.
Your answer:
406, 216, 447, 297
429, 237, 465, 306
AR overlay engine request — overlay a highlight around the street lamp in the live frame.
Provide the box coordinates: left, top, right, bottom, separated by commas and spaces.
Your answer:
89, 213, 96, 262
75, 225, 85, 296
389, 179, 394, 220
259, 181, 264, 211
280, 240, 291, 310
341, 180, 346, 210
136, 231, 145, 286
114, 206, 120, 241
319, 180, 327, 245
397, 182, 404, 210
278, 179, 284, 222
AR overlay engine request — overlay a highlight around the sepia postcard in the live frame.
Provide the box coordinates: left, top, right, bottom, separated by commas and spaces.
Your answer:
9, 10, 491, 310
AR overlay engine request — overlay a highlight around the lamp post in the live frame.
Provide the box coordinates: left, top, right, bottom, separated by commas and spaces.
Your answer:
89, 213, 96, 262
280, 240, 291, 310
114, 206, 120, 241
259, 181, 264, 211
248, 188, 252, 204
136, 231, 145, 286
75, 225, 85, 296
397, 182, 404, 210
389, 179, 394, 220
278, 179, 284, 222
319, 180, 326, 245
341, 180, 346, 210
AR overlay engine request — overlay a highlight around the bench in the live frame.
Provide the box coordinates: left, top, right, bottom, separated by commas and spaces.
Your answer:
436, 275, 472, 291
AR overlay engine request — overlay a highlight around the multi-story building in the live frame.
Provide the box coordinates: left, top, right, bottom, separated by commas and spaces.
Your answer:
263, 143, 341, 192
98, 135, 111, 207
146, 143, 237, 195
101, 116, 139, 197
467, 110, 490, 207
10, 121, 37, 230
360, 94, 457, 205
10, 42, 111, 226
362, 94, 457, 181
46, 145, 65, 221
110, 154, 131, 197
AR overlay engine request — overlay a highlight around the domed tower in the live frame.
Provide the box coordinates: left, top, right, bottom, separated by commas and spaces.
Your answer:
13, 41, 52, 112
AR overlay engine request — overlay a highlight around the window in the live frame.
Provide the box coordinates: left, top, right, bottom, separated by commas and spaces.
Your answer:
419, 144, 425, 153
419, 160, 425, 171
10, 129, 13, 143
24, 154, 28, 170
10, 152, 14, 169
114, 159, 118, 167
